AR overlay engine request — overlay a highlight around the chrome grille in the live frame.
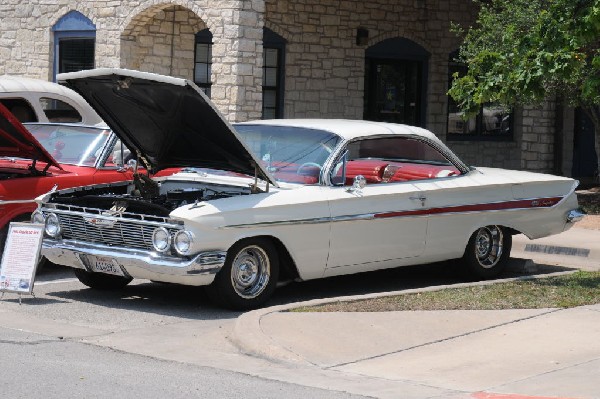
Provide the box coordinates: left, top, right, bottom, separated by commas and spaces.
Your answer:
41, 204, 183, 251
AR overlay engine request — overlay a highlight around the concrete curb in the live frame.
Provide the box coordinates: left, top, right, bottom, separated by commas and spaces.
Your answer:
231, 270, 577, 366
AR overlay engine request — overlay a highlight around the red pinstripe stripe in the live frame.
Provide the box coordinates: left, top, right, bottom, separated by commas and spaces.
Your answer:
374, 197, 563, 219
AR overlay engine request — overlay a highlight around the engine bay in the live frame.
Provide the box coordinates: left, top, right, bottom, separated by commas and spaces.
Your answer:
49, 173, 252, 217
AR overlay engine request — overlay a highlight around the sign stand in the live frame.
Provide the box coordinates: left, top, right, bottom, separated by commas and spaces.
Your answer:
0, 222, 44, 303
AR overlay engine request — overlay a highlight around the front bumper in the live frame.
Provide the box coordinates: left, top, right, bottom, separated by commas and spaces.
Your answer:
42, 238, 226, 285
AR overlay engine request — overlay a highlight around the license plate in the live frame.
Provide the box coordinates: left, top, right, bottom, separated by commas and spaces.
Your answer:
86, 255, 125, 277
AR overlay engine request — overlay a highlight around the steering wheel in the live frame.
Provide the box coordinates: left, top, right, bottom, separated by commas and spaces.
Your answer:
297, 162, 321, 175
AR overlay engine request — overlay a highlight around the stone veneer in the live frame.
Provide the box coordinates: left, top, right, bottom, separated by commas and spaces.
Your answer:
0, 0, 561, 173
0, 0, 264, 122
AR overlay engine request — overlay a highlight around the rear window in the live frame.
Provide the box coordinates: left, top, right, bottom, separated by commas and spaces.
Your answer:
40, 97, 82, 123
0, 98, 37, 122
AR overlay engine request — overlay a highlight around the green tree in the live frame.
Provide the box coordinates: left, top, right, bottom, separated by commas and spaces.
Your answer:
448, 0, 600, 176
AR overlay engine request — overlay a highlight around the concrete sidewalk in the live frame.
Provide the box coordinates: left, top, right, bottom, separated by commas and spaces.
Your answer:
232, 224, 600, 399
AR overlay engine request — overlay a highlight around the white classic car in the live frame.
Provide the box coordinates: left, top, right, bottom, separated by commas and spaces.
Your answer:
34, 69, 583, 310
0, 75, 103, 125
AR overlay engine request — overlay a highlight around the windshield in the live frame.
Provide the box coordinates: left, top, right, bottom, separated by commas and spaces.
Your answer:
234, 124, 341, 184
24, 123, 112, 167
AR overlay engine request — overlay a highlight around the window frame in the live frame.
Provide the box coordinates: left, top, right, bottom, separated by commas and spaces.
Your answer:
447, 51, 514, 142
262, 28, 286, 119
52, 11, 96, 82
194, 29, 213, 97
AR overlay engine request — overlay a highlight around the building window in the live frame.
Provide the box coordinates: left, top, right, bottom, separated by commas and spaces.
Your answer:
52, 11, 95, 81
194, 29, 212, 97
263, 28, 286, 119
447, 51, 513, 141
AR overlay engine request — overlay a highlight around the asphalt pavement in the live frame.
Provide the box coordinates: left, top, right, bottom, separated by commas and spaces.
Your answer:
2, 221, 599, 399
232, 223, 600, 399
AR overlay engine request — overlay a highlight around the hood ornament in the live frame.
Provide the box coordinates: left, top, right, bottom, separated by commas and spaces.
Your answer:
84, 201, 127, 228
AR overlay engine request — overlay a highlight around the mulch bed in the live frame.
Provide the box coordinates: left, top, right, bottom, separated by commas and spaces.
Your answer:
577, 187, 600, 215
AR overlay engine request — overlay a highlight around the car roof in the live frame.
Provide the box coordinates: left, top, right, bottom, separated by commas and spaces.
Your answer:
0, 75, 104, 125
0, 75, 81, 97
235, 119, 442, 143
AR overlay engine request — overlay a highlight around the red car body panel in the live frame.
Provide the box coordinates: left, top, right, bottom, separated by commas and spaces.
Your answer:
0, 102, 177, 235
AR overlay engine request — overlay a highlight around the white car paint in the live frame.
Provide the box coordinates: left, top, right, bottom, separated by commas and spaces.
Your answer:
0, 75, 103, 125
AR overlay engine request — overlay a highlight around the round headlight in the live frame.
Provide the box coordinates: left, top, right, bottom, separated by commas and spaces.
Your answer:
31, 210, 45, 225
45, 213, 61, 237
152, 227, 171, 253
174, 230, 194, 255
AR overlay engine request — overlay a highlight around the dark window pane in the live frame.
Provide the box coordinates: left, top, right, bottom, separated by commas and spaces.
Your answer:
40, 97, 82, 123
263, 90, 276, 108
0, 98, 37, 122
446, 52, 513, 141
264, 49, 278, 67
58, 38, 94, 73
194, 31, 212, 96
194, 63, 209, 83
264, 68, 277, 87
195, 43, 209, 63
262, 28, 286, 119
263, 108, 276, 119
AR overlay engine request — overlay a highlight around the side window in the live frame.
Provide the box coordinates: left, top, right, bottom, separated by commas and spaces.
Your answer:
334, 137, 460, 185
40, 98, 82, 123
0, 98, 37, 122
105, 139, 132, 168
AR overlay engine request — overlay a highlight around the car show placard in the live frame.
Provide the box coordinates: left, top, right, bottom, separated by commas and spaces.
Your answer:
0, 222, 44, 295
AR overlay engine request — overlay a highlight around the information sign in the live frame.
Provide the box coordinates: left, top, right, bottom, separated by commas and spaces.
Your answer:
0, 222, 44, 295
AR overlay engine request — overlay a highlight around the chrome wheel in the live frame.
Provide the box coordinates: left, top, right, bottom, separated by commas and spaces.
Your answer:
231, 245, 271, 299
474, 225, 504, 268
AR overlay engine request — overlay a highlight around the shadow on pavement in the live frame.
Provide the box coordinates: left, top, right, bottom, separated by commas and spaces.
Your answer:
36, 258, 575, 314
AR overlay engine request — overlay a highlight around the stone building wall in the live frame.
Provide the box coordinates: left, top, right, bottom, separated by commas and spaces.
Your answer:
0, 0, 563, 174
520, 102, 557, 172
265, 0, 478, 129
0, 0, 264, 121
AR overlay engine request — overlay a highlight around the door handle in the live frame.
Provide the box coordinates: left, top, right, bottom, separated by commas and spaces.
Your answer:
409, 195, 427, 206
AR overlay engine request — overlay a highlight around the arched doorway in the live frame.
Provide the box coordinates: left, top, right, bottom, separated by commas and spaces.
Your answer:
120, 5, 207, 81
364, 38, 429, 127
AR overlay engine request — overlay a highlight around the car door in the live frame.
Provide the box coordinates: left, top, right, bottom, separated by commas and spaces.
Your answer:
324, 135, 463, 276
325, 180, 428, 274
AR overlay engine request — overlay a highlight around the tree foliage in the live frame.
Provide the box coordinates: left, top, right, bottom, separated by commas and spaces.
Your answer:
448, 0, 600, 126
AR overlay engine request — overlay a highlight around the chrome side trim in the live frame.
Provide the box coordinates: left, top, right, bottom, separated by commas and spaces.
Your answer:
0, 198, 38, 205
566, 209, 585, 223
221, 216, 332, 229
42, 238, 226, 275
221, 195, 569, 228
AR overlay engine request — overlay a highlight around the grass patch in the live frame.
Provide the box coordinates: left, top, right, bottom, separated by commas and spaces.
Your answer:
291, 271, 600, 312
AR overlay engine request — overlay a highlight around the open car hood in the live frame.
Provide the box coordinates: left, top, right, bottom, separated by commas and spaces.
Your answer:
0, 102, 62, 169
57, 68, 275, 185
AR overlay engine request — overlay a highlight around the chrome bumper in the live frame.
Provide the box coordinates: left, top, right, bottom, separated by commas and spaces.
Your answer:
566, 209, 585, 223
42, 238, 226, 277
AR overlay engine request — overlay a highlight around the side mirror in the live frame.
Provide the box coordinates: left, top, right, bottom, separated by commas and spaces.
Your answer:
347, 175, 366, 194
118, 159, 137, 173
